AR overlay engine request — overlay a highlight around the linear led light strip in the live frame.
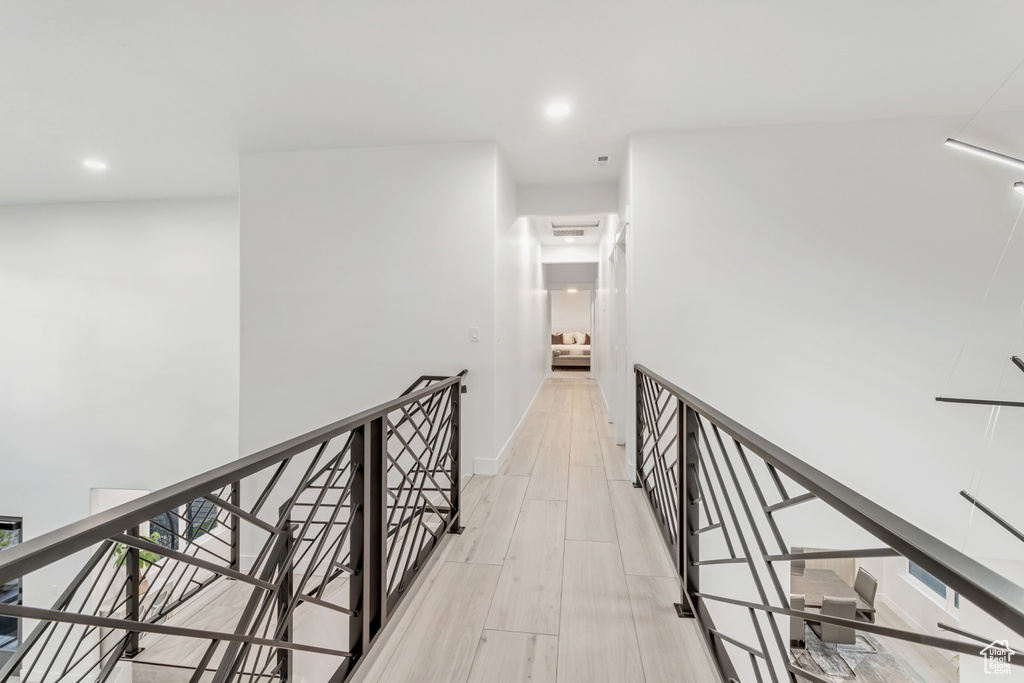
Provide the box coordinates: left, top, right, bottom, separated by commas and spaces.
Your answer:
945, 138, 1024, 170
945, 138, 1024, 196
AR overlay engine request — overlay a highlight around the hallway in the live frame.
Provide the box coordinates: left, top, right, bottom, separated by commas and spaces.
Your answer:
358, 374, 719, 683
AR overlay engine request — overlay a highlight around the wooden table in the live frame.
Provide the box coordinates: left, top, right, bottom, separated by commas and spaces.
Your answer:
791, 567, 873, 613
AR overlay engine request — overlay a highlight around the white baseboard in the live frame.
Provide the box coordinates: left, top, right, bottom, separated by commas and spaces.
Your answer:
596, 377, 611, 415
474, 378, 546, 476
594, 377, 633, 480
878, 589, 929, 636
474, 456, 503, 476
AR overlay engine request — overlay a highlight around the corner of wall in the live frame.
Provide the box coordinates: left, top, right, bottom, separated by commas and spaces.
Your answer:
476, 375, 545, 475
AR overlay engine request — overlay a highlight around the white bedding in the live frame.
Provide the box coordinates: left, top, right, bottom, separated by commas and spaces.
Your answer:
552, 344, 591, 356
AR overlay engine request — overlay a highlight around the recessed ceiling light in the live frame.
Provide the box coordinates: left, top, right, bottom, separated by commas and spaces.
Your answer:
545, 101, 571, 119
82, 159, 108, 171
565, 237, 575, 243
1015, 181, 1024, 196
567, 289, 577, 293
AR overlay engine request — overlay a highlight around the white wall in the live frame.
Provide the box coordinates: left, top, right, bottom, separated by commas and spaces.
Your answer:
239, 143, 498, 476
540, 243, 600, 264
0, 197, 240, 608
630, 114, 1024, 553
551, 290, 591, 335
628, 113, 1024, 649
593, 214, 619, 417
617, 149, 634, 449
490, 155, 548, 474
518, 182, 618, 216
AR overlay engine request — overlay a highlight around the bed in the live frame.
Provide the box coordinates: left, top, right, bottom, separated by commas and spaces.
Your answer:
552, 332, 591, 369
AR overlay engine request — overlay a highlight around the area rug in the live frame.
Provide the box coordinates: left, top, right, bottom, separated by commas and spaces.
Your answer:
791, 624, 925, 683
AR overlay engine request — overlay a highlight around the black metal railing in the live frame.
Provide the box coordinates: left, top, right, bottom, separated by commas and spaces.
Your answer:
635, 364, 1024, 682
0, 370, 466, 683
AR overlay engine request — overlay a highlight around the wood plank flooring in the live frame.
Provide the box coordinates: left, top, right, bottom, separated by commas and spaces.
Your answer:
130, 375, 718, 683
128, 372, 964, 683
872, 603, 959, 683
485, 499, 566, 635
360, 374, 721, 683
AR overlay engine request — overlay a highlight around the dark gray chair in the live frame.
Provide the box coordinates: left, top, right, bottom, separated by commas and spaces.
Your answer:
809, 595, 858, 678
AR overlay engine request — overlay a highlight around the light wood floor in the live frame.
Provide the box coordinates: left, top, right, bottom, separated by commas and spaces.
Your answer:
873, 603, 959, 683
359, 375, 721, 683
22, 376, 962, 683
124, 374, 719, 683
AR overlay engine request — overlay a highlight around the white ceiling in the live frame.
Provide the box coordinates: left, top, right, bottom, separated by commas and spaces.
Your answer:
534, 215, 606, 246
5, 1, 1024, 204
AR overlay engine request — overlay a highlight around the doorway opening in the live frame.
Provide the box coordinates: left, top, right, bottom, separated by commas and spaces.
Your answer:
550, 288, 593, 375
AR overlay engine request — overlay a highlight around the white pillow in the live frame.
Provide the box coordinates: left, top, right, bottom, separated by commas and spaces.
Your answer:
573, 331, 587, 345
561, 333, 575, 344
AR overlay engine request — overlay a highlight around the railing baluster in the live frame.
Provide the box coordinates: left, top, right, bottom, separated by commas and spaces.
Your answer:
277, 519, 293, 683
698, 418, 785, 682
190, 640, 221, 683
678, 400, 696, 618
634, 368, 644, 488
685, 407, 739, 681
95, 633, 129, 683
357, 417, 386, 647
449, 383, 464, 534
344, 422, 368, 680
125, 525, 142, 658
230, 481, 242, 570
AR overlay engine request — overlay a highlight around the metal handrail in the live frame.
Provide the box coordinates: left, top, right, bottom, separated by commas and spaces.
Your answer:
0, 369, 467, 683
0, 373, 463, 587
635, 363, 1024, 639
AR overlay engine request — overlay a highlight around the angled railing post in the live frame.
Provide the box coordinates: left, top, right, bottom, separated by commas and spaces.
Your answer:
277, 509, 294, 683
371, 416, 388, 635
230, 481, 241, 571
360, 417, 386, 646
347, 417, 385, 674
124, 525, 142, 658
449, 381, 464, 534
634, 368, 643, 488
677, 401, 698, 619
341, 423, 366, 682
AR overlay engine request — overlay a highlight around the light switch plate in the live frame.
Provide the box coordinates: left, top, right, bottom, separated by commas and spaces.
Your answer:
470, 326, 480, 342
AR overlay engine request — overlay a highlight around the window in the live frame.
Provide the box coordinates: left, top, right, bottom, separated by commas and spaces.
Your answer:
909, 561, 960, 609
146, 499, 219, 550
0, 517, 23, 667
150, 510, 179, 551
909, 561, 946, 598
185, 499, 219, 542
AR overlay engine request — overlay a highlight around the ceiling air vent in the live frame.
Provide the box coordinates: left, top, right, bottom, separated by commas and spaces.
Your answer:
549, 218, 601, 239
551, 220, 600, 229
597, 155, 610, 167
